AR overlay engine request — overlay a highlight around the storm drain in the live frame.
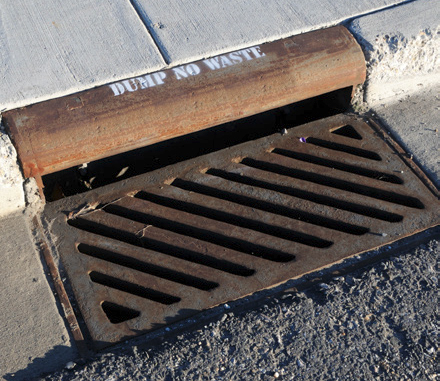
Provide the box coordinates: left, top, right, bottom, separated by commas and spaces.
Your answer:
44, 114, 439, 348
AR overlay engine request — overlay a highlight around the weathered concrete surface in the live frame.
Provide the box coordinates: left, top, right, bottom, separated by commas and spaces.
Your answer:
350, 0, 440, 105
131, 0, 410, 64
0, 127, 24, 216
0, 0, 165, 111
0, 212, 77, 380
372, 84, 440, 187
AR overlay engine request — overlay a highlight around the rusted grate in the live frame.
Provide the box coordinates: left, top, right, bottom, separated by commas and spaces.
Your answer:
44, 114, 439, 348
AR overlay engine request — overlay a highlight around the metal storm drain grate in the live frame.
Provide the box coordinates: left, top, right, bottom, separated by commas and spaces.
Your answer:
44, 114, 439, 348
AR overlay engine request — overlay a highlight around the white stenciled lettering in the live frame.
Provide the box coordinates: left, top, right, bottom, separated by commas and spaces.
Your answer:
220, 56, 233, 67
228, 52, 243, 64
109, 83, 125, 96
172, 66, 188, 80
203, 57, 221, 70
153, 72, 166, 85
122, 79, 138, 92
249, 46, 266, 58
108, 45, 266, 96
136, 75, 156, 89
186, 63, 201, 76
239, 49, 254, 61
172, 63, 201, 80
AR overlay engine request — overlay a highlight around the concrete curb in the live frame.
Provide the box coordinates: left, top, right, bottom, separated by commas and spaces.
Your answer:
0, 124, 25, 217
349, 0, 440, 106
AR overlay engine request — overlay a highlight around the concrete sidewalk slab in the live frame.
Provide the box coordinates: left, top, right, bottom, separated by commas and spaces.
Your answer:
132, 0, 410, 64
350, 0, 440, 105
0, 0, 165, 111
0, 212, 77, 380
0, 0, 412, 111
372, 84, 440, 187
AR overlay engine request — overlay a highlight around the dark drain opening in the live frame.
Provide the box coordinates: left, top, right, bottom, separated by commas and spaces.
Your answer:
68, 217, 256, 276
42, 87, 352, 201
331, 125, 363, 140
104, 203, 297, 262
171, 178, 369, 235
135, 190, 333, 248
303, 137, 382, 161
241, 158, 425, 209
78, 243, 219, 291
90, 272, 181, 305
206, 168, 405, 222
101, 302, 140, 324
271, 148, 402, 184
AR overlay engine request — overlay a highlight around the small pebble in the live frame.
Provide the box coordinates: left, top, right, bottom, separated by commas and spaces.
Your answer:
224, 304, 231, 310
281, 128, 288, 135
274, 371, 280, 378
299, 137, 307, 143
66, 362, 75, 370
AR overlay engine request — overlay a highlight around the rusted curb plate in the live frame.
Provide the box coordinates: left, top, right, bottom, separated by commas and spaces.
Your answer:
3, 26, 365, 181
43, 114, 439, 349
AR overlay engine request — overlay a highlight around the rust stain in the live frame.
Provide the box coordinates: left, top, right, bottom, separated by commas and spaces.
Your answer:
3, 26, 366, 179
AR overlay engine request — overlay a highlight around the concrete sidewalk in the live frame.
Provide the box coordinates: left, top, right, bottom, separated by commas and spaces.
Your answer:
0, 0, 439, 379
0, 0, 413, 111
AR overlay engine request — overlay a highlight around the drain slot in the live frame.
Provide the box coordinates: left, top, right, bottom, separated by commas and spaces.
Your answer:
171, 178, 369, 235
89, 271, 181, 305
78, 244, 219, 291
105, 203, 297, 263
271, 148, 402, 184
206, 168, 404, 222
304, 137, 382, 161
69, 217, 255, 276
135, 190, 333, 248
331, 125, 363, 140
241, 158, 424, 209
101, 302, 140, 324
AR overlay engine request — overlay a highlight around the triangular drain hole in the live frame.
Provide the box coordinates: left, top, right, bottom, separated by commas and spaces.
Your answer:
332, 125, 362, 140
102, 301, 140, 324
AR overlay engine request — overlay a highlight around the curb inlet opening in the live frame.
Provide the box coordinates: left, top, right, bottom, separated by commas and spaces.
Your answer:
42, 88, 352, 201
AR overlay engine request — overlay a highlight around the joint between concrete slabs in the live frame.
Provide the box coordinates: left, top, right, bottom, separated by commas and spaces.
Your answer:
127, 0, 171, 65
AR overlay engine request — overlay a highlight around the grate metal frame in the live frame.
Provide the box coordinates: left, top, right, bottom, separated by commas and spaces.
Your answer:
43, 114, 439, 348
